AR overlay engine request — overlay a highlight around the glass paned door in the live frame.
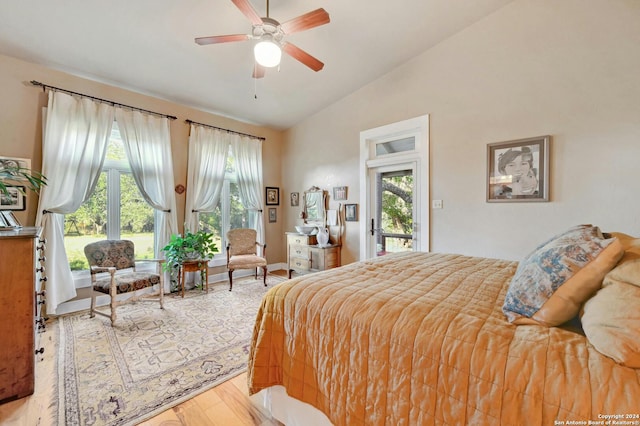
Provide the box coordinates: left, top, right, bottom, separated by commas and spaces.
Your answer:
370, 164, 415, 257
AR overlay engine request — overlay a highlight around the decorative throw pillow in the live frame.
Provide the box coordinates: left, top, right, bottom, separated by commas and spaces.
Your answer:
503, 224, 624, 327
581, 281, 640, 368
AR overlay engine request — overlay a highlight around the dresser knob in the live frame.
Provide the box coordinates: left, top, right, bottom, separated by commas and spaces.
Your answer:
40, 276, 48, 283
35, 347, 44, 355
37, 290, 46, 297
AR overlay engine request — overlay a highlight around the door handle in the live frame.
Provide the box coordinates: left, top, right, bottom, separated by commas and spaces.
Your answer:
371, 218, 375, 236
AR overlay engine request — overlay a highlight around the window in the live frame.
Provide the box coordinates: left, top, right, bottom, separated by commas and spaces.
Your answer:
374, 136, 416, 157
198, 148, 254, 265
64, 123, 156, 272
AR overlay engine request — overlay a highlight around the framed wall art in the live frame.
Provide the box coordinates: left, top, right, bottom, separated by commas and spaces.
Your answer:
345, 203, 358, 222
0, 185, 26, 211
268, 207, 277, 223
290, 192, 299, 207
487, 135, 550, 203
266, 187, 279, 205
0, 156, 31, 173
333, 186, 348, 201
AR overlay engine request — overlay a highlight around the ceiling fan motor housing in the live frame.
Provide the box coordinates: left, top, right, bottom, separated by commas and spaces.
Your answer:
252, 17, 284, 44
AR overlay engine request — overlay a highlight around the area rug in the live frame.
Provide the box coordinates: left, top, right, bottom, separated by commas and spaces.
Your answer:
56, 274, 286, 426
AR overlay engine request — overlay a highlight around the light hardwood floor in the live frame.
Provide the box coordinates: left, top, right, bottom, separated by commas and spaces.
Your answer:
138, 372, 282, 426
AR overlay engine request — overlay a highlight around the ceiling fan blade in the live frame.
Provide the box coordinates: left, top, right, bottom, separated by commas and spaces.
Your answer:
252, 63, 266, 79
195, 34, 250, 45
282, 42, 324, 72
280, 8, 330, 35
231, 0, 263, 26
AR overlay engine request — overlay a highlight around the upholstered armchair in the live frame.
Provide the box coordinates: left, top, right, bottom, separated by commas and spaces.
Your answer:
226, 228, 267, 291
84, 239, 164, 326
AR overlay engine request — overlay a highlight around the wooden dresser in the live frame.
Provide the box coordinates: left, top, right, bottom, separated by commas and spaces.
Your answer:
286, 232, 341, 278
0, 227, 46, 403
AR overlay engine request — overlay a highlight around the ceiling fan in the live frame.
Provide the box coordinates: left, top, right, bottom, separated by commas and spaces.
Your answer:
195, 0, 330, 79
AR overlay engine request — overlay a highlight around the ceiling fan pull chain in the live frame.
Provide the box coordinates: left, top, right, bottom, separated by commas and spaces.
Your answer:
254, 77, 258, 100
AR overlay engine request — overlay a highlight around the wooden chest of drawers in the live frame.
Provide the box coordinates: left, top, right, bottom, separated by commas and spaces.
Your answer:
0, 227, 45, 403
286, 233, 341, 278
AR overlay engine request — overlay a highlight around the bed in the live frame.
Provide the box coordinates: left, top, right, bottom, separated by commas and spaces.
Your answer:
248, 226, 640, 425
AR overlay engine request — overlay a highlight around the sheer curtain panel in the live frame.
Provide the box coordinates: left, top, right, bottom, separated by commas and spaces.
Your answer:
114, 108, 178, 256
230, 134, 265, 243
184, 124, 230, 231
35, 91, 115, 314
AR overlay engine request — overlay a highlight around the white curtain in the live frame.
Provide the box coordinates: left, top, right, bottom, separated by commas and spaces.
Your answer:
114, 108, 178, 256
35, 91, 115, 314
184, 125, 230, 232
230, 134, 264, 243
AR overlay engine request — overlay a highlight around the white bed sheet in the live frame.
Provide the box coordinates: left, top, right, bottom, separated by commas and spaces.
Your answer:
250, 385, 333, 426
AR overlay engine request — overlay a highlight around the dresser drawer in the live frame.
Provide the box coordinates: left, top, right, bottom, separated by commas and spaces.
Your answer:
290, 258, 311, 272
287, 234, 317, 246
290, 244, 310, 258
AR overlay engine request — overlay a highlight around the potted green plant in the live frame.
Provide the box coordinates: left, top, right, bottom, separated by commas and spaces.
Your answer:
161, 229, 218, 291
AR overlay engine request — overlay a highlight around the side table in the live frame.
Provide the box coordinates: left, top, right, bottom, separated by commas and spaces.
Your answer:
178, 259, 209, 298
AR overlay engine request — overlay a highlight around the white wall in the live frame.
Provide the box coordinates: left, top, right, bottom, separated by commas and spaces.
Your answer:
283, 0, 640, 262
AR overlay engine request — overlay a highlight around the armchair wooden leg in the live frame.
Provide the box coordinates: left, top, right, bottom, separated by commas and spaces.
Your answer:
110, 276, 117, 326
90, 289, 96, 318
228, 270, 233, 291
263, 266, 267, 286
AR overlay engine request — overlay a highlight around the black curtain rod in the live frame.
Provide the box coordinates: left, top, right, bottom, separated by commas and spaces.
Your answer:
30, 80, 177, 120
185, 119, 265, 141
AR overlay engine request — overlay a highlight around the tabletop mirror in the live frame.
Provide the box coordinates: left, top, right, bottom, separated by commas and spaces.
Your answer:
303, 186, 327, 226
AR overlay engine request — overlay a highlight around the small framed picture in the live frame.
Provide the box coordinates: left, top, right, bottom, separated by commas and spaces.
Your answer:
290, 192, 299, 207
487, 135, 550, 202
333, 186, 348, 201
266, 187, 279, 205
0, 156, 31, 176
345, 203, 358, 222
268, 207, 277, 223
1, 211, 21, 228
0, 185, 26, 210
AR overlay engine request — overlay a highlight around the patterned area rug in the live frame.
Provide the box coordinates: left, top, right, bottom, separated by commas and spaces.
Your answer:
56, 274, 285, 426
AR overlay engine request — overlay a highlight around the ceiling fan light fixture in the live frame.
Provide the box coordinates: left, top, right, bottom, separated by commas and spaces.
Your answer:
254, 38, 281, 68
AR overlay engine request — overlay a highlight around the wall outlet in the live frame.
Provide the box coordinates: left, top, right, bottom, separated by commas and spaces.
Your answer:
432, 199, 443, 209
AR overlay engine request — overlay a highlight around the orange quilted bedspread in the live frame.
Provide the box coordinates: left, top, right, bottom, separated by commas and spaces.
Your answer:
248, 252, 640, 425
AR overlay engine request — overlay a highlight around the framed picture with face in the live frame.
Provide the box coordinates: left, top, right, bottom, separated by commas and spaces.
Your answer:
487, 136, 550, 203
266, 187, 279, 205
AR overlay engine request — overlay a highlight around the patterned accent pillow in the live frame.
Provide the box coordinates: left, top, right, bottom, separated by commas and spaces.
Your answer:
503, 224, 624, 326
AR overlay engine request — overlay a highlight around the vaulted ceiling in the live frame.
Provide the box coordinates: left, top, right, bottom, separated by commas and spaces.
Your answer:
0, 0, 512, 129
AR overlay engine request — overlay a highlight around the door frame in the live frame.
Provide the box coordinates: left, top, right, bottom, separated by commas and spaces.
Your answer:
359, 115, 429, 260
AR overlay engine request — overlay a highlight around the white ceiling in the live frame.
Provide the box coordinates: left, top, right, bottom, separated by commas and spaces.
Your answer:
0, 0, 512, 130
